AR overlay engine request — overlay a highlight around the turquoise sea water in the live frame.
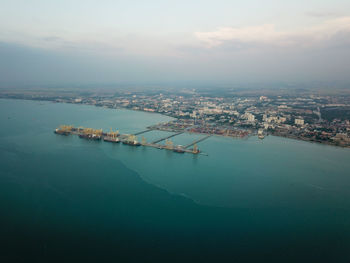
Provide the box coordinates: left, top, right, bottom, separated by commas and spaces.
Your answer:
1, 98, 350, 262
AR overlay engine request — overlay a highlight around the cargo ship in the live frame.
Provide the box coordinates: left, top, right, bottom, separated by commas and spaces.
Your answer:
54, 129, 70, 136
122, 134, 141, 146
103, 136, 120, 143
173, 146, 185, 153
77, 127, 103, 141
54, 125, 73, 135
104, 128, 120, 143
78, 134, 102, 140
122, 140, 141, 146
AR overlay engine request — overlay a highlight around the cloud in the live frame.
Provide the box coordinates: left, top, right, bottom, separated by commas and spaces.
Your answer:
195, 24, 283, 47
195, 17, 350, 48
41, 36, 64, 42
306, 11, 340, 18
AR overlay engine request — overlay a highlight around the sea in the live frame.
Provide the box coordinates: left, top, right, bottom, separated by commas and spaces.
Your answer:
1, 98, 350, 262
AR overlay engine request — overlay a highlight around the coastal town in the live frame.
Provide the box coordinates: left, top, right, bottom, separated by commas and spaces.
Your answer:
1, 87, 350, 147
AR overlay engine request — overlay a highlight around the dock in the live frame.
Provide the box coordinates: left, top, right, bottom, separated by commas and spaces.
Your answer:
184, 135, 211, 149
54, 125, 209, 155
141, 143, 204, 154
134, 129, 152, 136
151, 132, 183, 144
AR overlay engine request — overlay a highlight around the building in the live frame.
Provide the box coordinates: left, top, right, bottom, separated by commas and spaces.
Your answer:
245, 113, 255, 122
295, 118, 304, 125
277, 116, 287, 123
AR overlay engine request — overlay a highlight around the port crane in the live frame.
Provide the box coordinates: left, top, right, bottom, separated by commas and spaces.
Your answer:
107, 128, 119, 138
165, 139, 174, 150
55, 125, 209, 154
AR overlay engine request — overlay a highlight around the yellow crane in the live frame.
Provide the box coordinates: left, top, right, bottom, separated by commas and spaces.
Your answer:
193, 143, 199, 154
128, 134, 137, 142
83, 128, 94, 135
59, 125, 73, 132
165, 139, 174, 149
108, 128, 119, 138
94, 129, 103, 136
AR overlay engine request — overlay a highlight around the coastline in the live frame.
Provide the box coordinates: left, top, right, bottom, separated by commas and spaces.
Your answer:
270, 132, 350, 149
1, 97, 349, 149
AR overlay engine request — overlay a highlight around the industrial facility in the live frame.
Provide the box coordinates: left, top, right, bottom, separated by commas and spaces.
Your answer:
54, 125, 209, 155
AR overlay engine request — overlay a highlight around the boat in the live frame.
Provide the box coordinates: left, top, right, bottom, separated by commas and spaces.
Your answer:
122, 140, 141, 146
258, 129, 265, 139
103, 136, 120, 143
54, 125, 73, 135
54, 129, 70, 136
173, 146, 185, 153
78, 134, 102, 140
122, 134, 141, 146
104, 128, 120, 143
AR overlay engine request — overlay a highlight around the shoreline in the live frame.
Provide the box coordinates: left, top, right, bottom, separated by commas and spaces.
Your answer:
1, 97, 349, 150
270, 132, 350, 149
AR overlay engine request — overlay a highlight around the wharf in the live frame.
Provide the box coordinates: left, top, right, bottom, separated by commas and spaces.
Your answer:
184, 135, 211, 149
141, 142, 207, 155
134, 129, 152, 136
54, 126, 207, 155
151, 132, 183, 144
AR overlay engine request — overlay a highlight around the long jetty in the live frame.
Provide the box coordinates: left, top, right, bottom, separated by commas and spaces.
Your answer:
184, 135, 211, 149
55, 126, 210, 155
151, 132, 183, 144
134, 129, 152, 136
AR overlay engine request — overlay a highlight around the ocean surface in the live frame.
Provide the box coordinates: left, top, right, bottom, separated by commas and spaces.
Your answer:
1, 98, 350, 262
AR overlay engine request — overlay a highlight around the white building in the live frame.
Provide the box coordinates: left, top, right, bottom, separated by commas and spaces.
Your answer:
295, 118, 304, 125
246, 113, 255, 122
266, 116, 278, 123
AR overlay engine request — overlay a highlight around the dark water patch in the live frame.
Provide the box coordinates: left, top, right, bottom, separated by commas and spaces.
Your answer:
0, 146, 350, 262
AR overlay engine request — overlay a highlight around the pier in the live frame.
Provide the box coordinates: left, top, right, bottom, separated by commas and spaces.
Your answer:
134, 129, 152, 136
54, 125, 209, 155
184, 135, 211, 149
151, 132, 183, 144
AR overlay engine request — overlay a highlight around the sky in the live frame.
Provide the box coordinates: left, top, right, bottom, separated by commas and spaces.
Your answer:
1, 0, 350, 88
